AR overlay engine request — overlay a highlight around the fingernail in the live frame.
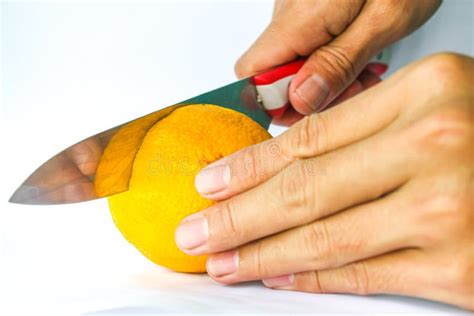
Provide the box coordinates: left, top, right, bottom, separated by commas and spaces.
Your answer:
294, 75, 330, 112
206, 251, 238, 276
195, 163, 231, 196
180, 211, 203, 223
175, 215, 209, 250
366, 63, 388, 76
262, 274, 294, 288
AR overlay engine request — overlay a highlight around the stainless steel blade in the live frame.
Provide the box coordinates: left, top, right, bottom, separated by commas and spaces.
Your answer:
9, 78, 270, 205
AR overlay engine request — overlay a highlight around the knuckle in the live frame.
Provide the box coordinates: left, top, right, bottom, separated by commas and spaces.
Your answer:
313, 45, 356, 85
442, 193, 472, 234
276, 160, 317, 220
246, 238, 288, 279
446, 257, 474, 297
414, 53, 474, 93
364, 0, 422, 39
262, 140, 288, 174
234, 58, 249, 79
234, 50, 266, 79
302, 222, 334, 268
211, 202, 241, 248
333, 221, 367, 255
288, 113, 330, 157
342, 262, 371, 295
425, 53, 472, 77
408, 107, 474, 153
302, 270, 327, 293
416, 190, 456, 221
316, 0, 363, 37
221, 202, 238, 235
296, 116, 316, 153
412, 186, 472, 245
237, 146, 261, 183
250, 241, 268, 277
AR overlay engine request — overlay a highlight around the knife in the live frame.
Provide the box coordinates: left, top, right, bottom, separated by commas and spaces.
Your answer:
9, 59, 306, 205
9, 48, 391, 206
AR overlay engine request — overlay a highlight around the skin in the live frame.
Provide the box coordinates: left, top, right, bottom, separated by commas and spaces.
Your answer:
175, 53, 474, 310
234, 0, 441, 125
175, 0, 473, 310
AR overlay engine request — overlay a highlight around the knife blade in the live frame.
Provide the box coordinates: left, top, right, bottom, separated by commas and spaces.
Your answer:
9, 59, 306, 205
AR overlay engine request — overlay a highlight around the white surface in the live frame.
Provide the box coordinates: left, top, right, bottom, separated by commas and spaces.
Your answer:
0, 1, 472, 315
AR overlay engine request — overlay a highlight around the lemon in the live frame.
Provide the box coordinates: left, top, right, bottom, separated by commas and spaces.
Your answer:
96, 104, 271, 272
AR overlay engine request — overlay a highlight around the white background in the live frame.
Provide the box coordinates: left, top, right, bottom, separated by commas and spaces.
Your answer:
1, 1, 472, 315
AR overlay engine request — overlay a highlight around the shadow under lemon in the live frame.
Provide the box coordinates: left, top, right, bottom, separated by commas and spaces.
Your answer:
94, 104, 271, 272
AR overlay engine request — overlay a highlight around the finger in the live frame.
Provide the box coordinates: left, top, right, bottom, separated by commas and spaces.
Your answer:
271, 106, 304, 126
263, 249, 472, 310
358, 67, 382, 89
323, 69, 381, 112
234, 0, 367, 79
365, 63, 388, 77
206, 186, 418, 283
272, 69, 381, 126
195, 74, 402, 200
264, 249, 425, 295
325, 80, 364, 110
178, 126, 418, 255
234, 23, 301, 79
287, 0, 406, 115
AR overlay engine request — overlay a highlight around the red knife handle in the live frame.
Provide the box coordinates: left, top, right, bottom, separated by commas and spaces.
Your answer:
253, 59, 305, 118
253, 49, 390, 119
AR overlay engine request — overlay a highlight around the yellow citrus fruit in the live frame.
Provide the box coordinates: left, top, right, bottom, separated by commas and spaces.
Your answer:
96, 104, 271, 273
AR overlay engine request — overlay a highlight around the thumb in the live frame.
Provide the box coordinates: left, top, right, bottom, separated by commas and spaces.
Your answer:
288, 1, 400, 115
289, 38, 382, 115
